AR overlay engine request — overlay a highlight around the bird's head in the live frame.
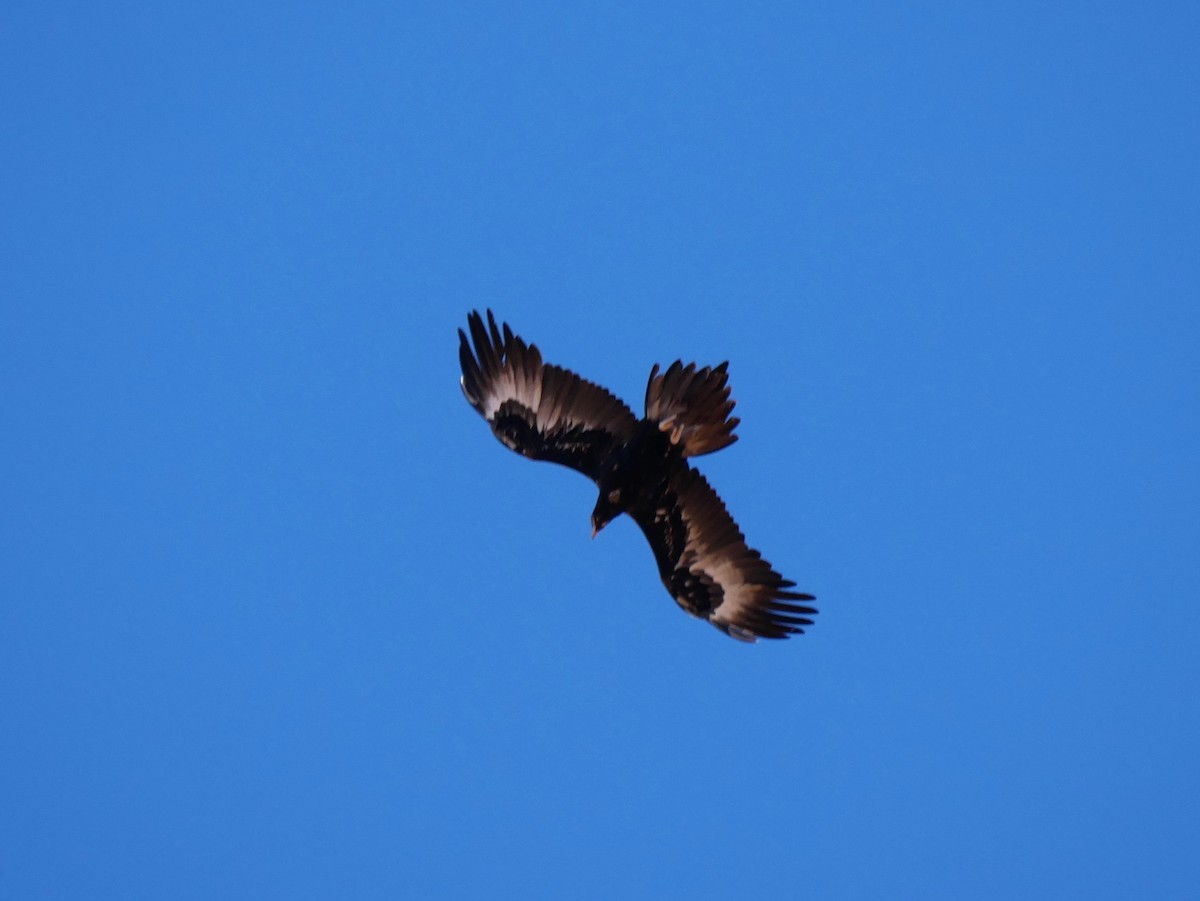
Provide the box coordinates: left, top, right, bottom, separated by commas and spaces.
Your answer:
590, 487, 623, 539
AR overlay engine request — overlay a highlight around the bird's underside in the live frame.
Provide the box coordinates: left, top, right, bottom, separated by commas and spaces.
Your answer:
458, 309, 816, 642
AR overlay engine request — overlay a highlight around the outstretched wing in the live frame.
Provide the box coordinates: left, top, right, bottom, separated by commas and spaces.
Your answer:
630, 465, 816, 642
459, 310, 640, 481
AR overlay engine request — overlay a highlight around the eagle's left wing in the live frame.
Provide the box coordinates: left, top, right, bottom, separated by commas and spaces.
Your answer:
631, 465, 817, 642
459, 310, 640, 482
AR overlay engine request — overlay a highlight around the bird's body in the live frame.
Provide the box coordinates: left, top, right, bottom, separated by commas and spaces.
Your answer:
458, 310, 816, 642
591, 419, 676, 531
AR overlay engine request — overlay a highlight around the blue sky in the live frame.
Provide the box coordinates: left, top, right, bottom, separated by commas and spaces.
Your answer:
3, 2, 1198, 898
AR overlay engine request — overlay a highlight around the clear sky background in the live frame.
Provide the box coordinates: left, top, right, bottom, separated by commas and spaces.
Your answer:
3, 2, 1198, 899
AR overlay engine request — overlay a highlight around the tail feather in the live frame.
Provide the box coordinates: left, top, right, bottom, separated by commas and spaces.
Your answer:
644, 360, 740, 457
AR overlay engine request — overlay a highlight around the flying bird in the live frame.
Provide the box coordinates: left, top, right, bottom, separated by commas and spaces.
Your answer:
457, 310, 816, 642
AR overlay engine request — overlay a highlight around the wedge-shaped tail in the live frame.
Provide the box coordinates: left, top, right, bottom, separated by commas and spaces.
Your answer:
644, 360, 740, 457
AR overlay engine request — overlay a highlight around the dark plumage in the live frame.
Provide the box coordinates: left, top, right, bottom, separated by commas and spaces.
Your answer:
458, 310, 816, 642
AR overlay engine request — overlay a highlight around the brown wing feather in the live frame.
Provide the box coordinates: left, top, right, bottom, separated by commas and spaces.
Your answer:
459, 310, 639, 482
631, 464, 816, 642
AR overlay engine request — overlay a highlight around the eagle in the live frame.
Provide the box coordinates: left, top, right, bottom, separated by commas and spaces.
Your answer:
458, 310, 816, 642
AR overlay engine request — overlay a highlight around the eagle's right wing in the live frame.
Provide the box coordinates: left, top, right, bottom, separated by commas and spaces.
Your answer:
458, 310, 640, 482
631, 465, 817, 642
